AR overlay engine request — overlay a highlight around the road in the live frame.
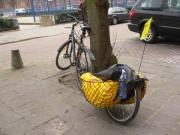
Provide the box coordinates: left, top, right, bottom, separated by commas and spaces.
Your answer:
0, 23, 180, 135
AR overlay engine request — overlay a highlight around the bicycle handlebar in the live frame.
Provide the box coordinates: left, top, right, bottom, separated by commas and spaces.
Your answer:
66, 14, 91, 37
66, 14, 80, 23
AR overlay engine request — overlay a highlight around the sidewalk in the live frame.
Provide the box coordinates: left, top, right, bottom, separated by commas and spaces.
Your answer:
17, 16, 40, 25
0, 23, 180, 135
0, 55, 180, 135
0, 23, 72, 45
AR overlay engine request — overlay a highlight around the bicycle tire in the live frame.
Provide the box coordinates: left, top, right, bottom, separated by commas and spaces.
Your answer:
105, 88, 141, 125
56, 41, 72, 70
76, 48, 94, 89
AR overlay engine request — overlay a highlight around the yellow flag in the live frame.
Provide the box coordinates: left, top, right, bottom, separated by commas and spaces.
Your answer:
140, 17, 153, 40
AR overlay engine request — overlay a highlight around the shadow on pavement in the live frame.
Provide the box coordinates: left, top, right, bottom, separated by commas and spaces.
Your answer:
158, 37, 180, 46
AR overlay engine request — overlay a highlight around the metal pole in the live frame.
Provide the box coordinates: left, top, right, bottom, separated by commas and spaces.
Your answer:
111, 0, 113, 7
31, 0, 36, 23
138, 41, 147, 74
47, 0, 50, 14
125, 0, 128, 8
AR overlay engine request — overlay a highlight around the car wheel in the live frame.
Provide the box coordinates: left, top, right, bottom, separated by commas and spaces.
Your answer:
112, 17, 118, 25
140, 25, 157, 43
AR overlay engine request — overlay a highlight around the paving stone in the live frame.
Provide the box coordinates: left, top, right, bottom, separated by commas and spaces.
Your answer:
147, 76, 169, 94
141, 94, 167, 110
12, 84, 40, 96
171, 123, 180, 135
72, 116, 108, 135
62, 128, 88, 135
93, 123, 129, 135
24, 129, 44, 135
13, 101, 42, 115
135, 105, 156, 123
134, 123, 170, 135
12, 99, 57, 127
119, 105, 156, 134
5, 95, 33, 110
159, 98, 180, 117
19, 105, 56, 127
167, 95, 180, 105
0, 90, 21, 102
56, 103, 90, 125
0, 104, 22, 128
26, 117, 71, 135
62, 90, 98, 114
1, 118, 33, 135
0, 129, 6, 135
149, 112, 179, 132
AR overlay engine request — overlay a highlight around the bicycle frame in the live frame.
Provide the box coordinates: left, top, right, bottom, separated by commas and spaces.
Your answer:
69, 22, 85, 66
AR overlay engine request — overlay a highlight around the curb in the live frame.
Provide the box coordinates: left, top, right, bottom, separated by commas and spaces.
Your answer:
0, 34, 63, 45
18, 23, 40, 25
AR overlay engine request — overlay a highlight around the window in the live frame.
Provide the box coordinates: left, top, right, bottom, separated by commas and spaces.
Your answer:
114, 8, 121, 13
120, 7, 127, 12
140, 0, 163, 9
108, 7, 121, 14
164, 0, 180, 12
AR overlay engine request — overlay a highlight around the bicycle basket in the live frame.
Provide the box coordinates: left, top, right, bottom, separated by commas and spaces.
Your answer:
80, 73, 147, 108
80, 72, 119, 108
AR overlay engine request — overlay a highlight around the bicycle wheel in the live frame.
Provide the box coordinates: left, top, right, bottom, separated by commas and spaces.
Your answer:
56, 41, 72, 70
106, 88, 141, 125
76, 49, 94, 89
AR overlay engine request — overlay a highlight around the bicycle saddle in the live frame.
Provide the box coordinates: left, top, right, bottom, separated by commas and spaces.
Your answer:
81, 26, 91, 32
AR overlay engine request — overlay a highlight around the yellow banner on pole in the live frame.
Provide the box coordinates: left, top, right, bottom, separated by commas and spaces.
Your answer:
140, 17, 153, 40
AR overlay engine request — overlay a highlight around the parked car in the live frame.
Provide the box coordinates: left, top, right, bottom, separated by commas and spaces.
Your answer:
66, 5, 79, 11
108, 7, 129, 25
128, 0, 180, 43
15, 8, 26, 13
0, 8, 16, 17
0, 9, 4, 16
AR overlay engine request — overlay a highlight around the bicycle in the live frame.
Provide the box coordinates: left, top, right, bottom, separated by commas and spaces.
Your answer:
56, 14, 146, 125
56, 14, 95, 88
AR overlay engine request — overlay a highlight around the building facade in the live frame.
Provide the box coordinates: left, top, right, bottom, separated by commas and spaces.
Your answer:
0, 0, 136, 12
109, 0, 137, 7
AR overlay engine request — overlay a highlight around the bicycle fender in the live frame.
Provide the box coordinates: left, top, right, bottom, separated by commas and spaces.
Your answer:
82, 47, 95, 61
57, 40, 72, 52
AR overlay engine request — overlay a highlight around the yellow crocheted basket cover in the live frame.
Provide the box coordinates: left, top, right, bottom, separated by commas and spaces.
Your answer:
80, 72, 119, 108
80, 72, 147, 108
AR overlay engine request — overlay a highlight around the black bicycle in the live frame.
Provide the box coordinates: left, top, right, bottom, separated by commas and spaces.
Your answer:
56, 14, 95, 88
56, 14, 146, 125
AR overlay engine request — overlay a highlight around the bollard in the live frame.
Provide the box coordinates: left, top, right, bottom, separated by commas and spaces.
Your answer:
11, 49, 24, 69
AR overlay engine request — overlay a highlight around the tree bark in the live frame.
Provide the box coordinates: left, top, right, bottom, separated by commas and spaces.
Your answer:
85, 0, 117, 72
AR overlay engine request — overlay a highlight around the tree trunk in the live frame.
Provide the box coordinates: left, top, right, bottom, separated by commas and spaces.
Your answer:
85, 0, 117, 72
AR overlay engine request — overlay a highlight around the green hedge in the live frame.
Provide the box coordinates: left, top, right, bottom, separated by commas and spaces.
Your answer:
54, 11, 81, 24
0, 17, 19, 31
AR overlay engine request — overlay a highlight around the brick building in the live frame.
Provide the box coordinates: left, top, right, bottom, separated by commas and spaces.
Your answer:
109, 0, 137, 7
0, 0, 136, 11
0, 0, 79, 10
